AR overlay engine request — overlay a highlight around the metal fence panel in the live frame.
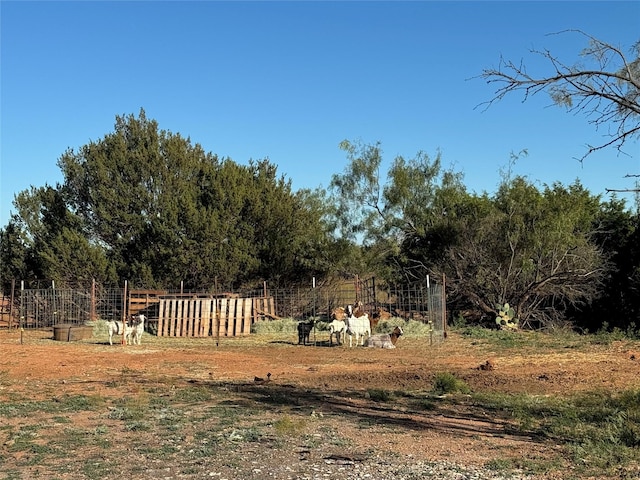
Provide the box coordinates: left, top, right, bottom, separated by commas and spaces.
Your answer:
4, 277, 446, 341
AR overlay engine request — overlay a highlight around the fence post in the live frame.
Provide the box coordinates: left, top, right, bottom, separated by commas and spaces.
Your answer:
122, 280, 128, 345
442, 273, 447, 339
91, 279, 97, 321
312, 277, 317, 345
9, 279, 15, 330
19, 280, 24, 332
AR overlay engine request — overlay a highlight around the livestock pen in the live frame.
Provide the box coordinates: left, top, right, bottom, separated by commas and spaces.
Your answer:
1, 276, 447, 343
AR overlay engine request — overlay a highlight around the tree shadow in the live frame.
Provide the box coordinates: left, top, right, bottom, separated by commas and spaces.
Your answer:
195, 379, 545, 444
269, 339, 345, 348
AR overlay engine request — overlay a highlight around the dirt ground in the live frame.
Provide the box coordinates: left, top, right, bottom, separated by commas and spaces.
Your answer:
1, 328, 639, 479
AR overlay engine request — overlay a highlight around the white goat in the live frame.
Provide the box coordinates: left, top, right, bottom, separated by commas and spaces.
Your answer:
130, 314, 146, 345
107, 319, 134, 345
328, 319, 346, 346
365, 325, 403, 349
345, 304, 371, 347
107, 314, 145, 346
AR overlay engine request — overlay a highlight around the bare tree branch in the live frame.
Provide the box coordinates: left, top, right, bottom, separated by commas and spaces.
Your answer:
475, 30, 640, 164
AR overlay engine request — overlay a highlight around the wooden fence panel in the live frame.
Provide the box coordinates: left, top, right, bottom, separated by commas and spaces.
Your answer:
156, 296, 275, 338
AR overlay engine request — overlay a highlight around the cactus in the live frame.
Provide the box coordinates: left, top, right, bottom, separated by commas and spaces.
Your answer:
495, 302, 518, 330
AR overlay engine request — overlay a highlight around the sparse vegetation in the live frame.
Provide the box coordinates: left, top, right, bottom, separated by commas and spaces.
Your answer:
0, 329, 639, 479
432, 372, 471, 395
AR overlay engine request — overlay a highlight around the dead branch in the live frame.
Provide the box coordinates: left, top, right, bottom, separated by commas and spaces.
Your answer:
475, 29, 640, 162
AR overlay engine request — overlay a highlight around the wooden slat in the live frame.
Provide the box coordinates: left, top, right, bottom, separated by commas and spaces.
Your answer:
228, 299, 237, 336
157, 301, 164, 336
169, 300, 177, 336
219, 299, 228, 337
200, 299, 211, 336
178, 300, 187, 337
191, 300, 200, 337
241, 298, 252, 335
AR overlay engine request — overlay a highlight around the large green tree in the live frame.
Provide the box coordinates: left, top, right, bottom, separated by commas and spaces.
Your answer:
581, 199, 640, 332
0, 185, 114, 288
331, 140, 608, 328
3, 110, 333, 289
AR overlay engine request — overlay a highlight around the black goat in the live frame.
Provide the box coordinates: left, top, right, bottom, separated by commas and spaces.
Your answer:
297, 320, 314, 345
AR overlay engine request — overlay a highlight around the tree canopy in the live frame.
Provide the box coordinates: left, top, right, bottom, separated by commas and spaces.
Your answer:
1, 110, 336, 289
1, 95, 638, 333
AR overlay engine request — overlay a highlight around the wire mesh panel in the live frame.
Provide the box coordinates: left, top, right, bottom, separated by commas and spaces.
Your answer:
5, 276, 446, 342
241, 277, 446, 341
15, 285, 124, 328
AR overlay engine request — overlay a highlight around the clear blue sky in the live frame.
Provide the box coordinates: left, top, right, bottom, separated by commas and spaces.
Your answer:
1, 1, 639, 227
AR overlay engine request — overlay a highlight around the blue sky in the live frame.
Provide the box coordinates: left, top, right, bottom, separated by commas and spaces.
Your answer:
1, 1, 639, 227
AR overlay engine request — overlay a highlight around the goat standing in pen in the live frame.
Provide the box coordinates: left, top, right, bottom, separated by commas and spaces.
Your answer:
130, 314, 146, 345
365, 325, 403, 349
345, 303, 371, 347
107, 314, 145, 346
328, 319, 346, 346
297, 319, 314, 345
327, 306, 347, 346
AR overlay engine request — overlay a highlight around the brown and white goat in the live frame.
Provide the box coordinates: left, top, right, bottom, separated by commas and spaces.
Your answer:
365, 325, 403, 349
328, 319, 346, 346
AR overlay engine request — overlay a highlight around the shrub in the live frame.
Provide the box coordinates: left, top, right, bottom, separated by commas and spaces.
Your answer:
432, 372, 470, 395
366, 388, 394, 402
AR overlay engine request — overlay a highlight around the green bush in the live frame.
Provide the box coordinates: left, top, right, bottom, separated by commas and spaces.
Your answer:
432, 372, 470, 395
251, 318, 299, 334
366, 388, 394, 402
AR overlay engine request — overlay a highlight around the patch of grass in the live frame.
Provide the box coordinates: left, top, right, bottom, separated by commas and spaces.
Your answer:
414, 397, 438, 411
485, 458, 514, 471
273, 415, 306, 436
251, 318, 298, 334
125, 421, 151, 431
173, 385, 213, 403
471, 388, 640, 477
375, 319, 433, 336
0, 394, 104, 418
82, 458, 111, 479
457, 326, 524, 348
366, 388, 394, 402
432, 372, 470, 395
2, 470, 21, 480
108, 395, 150, 422
228, 427, 262, 442
51, 415, 72, 424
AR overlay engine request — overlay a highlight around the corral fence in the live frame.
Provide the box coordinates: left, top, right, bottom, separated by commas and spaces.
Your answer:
0, 276, 446, 341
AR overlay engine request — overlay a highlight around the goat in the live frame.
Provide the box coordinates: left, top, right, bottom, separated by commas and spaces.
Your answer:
107, 319, 134, 345
345, 304, 371, 347
297, 319, 314, 345
331, 306, 347, 321
365, 326, 403, 349
107, 314, 145, 346
327, 319, 346, 346
129, 314, 146, 345
370, 307, 391, 331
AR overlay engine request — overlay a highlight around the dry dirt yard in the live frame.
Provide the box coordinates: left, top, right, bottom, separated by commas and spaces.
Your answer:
0, 327, 639, 480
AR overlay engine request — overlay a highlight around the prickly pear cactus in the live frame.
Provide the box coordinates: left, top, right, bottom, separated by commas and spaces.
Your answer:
495, 303, 518, 330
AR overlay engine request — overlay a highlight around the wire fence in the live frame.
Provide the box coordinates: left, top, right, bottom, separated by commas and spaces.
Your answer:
1, 276, 447, 341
